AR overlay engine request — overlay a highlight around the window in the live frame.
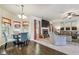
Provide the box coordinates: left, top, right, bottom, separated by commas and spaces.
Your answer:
66, 27, 70, 30
72, 27, 77, 30
60, 27, 64, 30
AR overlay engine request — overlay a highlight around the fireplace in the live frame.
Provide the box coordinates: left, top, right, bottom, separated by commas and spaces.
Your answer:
42, 29, 49, 38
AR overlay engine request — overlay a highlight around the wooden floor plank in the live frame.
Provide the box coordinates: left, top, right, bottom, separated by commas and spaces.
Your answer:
0, 41, 65, 55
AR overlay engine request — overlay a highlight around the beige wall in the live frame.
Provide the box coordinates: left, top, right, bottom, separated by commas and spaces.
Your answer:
0, 7, 16, 46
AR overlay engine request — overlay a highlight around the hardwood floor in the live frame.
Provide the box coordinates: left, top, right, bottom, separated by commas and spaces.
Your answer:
0, 41, 65, 55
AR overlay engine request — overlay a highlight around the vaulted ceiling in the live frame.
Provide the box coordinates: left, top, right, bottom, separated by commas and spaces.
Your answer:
0, 4, 79, 21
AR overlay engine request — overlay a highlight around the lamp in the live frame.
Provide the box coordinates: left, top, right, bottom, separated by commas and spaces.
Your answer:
18, 5, 27, 19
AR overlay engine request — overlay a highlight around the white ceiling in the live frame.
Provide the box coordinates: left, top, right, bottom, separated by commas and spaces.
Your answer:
0, 4, 79, 21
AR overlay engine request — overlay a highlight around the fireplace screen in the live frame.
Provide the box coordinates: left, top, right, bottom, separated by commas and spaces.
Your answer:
42, 29, 49, 38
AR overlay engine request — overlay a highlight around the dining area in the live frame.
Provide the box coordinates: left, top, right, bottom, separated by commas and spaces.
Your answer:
3, 31, 30, 49
13, 32, 29, 47
1, 17, 30, 49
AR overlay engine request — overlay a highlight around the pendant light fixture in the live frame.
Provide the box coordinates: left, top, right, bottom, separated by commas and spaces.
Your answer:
18, 5, 27, 19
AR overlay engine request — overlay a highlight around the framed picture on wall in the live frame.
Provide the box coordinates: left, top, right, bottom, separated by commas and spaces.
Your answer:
14, 24, 21, 29
13, 21, 21, 29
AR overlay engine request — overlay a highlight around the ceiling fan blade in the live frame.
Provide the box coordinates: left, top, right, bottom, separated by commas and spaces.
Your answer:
75, 15, 79, 16
73, 14, 79, 16
16, 5, 19, 7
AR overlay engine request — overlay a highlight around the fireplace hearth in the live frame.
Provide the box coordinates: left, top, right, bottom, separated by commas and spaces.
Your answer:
42, 29, 49, 38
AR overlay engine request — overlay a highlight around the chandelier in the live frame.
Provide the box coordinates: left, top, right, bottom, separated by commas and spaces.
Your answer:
17, 5, 27, 19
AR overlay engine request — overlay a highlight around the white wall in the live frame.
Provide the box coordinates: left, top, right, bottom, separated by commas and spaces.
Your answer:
28, 16, 42, 40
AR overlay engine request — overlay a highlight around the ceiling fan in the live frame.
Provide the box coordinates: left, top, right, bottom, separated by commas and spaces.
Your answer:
63, 10, 79, 19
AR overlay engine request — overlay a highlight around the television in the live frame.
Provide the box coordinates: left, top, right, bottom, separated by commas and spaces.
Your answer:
66, 27, 70, 30
42, 20, 49, 27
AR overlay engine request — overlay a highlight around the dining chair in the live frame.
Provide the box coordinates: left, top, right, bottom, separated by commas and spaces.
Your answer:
20, 32, 29, 47
13, 34, 20, 47
2, 32, 8, 49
